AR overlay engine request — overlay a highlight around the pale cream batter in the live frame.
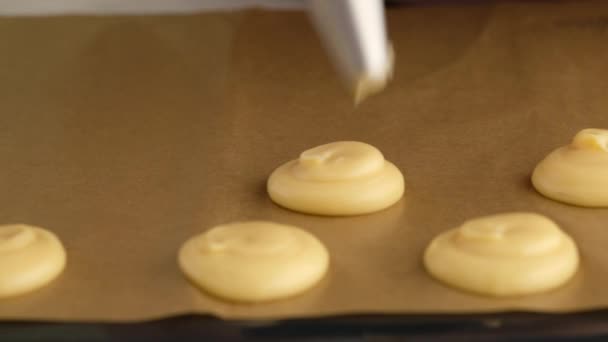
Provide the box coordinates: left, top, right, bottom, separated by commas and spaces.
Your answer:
532, 128, 608, 207
0, 224, 66, 298
178, 221, 329, 303
424, 213, 579, 297
267, 141, 404, 216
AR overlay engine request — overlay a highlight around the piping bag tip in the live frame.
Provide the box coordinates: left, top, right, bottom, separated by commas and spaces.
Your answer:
353, 43, 394, 105
307, 0, 394, 106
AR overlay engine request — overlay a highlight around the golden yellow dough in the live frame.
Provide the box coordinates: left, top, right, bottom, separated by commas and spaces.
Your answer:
178, 221, 329, 303
0, 224, 66, 298
532, 128, 608, 207
267, 141, 404, 216
424, 213, 579, 297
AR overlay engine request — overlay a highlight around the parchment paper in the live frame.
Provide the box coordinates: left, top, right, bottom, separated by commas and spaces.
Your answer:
1, 0, 608, 322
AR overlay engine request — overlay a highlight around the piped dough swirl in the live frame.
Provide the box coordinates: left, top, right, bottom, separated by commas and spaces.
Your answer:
0, 224, 66, 298
424, 213, 579, 297
178, 221, 329, 302
268, 141, 404, 216
532, 128, 608, 207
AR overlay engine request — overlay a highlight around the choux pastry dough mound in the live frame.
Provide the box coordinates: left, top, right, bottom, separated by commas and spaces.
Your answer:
424, 213, 579, 297
532, 128, 608, 207
267, 141, 404, 216
0, 224, 66, 298
178, 221, 329, 303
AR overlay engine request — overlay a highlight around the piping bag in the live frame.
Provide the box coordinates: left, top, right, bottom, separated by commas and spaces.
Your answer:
307, 0, 394, 104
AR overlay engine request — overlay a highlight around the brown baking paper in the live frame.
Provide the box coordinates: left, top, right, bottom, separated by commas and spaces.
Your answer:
1, 0, 608, 322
